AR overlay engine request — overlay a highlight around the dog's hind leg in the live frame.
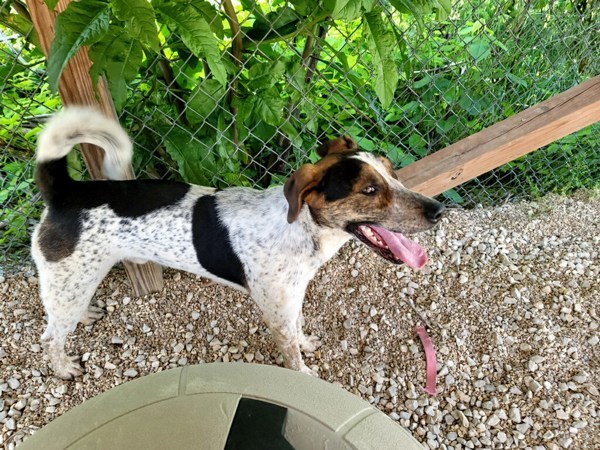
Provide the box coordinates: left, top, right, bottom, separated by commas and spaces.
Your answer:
296, 312, 321, 353
38, 259, 113, 379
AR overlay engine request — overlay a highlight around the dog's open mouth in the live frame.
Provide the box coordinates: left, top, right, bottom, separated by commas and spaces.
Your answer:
348, 224, 427, 269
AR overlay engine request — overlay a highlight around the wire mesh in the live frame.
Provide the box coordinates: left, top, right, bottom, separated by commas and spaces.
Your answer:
1, 0, 598, 271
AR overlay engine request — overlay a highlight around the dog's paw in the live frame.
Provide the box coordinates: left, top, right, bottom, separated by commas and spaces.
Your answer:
299, 334, 321, 353
299, 363, 319, 377
79, 305, 105, 326
54, 356, 84, 380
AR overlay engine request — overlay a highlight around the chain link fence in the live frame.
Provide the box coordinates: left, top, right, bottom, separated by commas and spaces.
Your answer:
1, 0, 598, 271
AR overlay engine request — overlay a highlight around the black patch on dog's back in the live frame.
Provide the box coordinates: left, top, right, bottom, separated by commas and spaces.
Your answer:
91, 179, 190, 217
66, 179, 190, 218
37, 158, 191, 217
315, 157, 363, 201
192, 196, 246, 287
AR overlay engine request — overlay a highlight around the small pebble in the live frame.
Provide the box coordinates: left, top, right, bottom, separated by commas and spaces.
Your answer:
123, 368, 138, 378
487, 414, 500, 426
496, 431, 507, 443
5, 418, 16, 430
509, 407, 522, 423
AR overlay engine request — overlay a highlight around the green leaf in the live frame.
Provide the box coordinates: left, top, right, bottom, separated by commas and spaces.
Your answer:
467, 39, 491, 61
389, 0, 437, 15
235, 95, 256, 125
507, 72, 528, 88
216, 112, 242, 170
331, 0, 363, 20
163, 128, 217, 185
0, 63, 25, 81
253, 6, 298, 31
48, 0, 111, 91
408, 132, 427, 156
436, 116, 457, 134
279, 121, 303, 150
66, 148, 84, 180
154, 0, 227, 86
1, 9, 35, 39
247, 61, 286, 91
285, 61, 307, 102
246, 6, 300, 43
413, 74, 432, 89
383, 144, 416, 168
110, 0, 159, 52
389, 0, 426, 23
190, 0, 224, 39
458, 91, 492, 116
364, 11, 398, 108
443, 188, 463, 204
44, 0, 60, 10
435, 0, 451, 20
389, 0, 451, 24
89, 26, 144, 109
255, 87, 284, 126
186, 79, 226, 124
289, 0, 318, 16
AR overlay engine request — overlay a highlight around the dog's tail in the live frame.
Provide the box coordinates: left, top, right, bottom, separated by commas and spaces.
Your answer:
36, 107, 132, 205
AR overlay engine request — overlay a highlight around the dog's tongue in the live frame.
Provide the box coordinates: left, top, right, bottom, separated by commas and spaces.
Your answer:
370, 225, 427, 269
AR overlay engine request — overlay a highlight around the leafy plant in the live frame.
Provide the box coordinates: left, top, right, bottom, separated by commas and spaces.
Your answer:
42, 0, 448, 188
0, 8, 60, 262
0, 158, 38, 252
0, 0, 598, 267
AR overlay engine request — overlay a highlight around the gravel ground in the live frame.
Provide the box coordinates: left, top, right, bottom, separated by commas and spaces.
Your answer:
1, 191, 599, 449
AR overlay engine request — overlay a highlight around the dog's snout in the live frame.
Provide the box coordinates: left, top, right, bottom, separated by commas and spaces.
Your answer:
424, 201, 445, 224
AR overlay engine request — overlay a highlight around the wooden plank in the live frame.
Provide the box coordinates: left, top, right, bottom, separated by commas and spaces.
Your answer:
396, 75, 600, 196
27, 0, 163, 296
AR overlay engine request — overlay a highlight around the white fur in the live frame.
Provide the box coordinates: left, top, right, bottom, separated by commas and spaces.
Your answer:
37, 107, 132, 180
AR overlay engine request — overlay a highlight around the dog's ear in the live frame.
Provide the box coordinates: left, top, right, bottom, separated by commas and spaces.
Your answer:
284, 164, 320, 223
316, 136, 357, 158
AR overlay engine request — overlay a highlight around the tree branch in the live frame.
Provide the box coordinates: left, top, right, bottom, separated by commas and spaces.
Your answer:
157, 51, 190, 127
222, 0, 242, 65
305, 25, 328, 85
222, 0, 243, 148
11, 0, 32, 22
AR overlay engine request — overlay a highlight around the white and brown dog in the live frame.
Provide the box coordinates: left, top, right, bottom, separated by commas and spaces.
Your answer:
32, 108, 445, 379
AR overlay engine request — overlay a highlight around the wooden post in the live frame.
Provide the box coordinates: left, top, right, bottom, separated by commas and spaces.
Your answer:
27, 0, 163, 296
396, 75, 600, 196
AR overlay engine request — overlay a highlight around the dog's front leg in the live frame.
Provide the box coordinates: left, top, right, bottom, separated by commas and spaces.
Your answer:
252, 286, 317, 376
267, 320, 316, 376
296, 312, 321, 353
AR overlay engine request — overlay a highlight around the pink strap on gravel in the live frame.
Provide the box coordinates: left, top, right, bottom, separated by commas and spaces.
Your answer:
415, 326, 438, 396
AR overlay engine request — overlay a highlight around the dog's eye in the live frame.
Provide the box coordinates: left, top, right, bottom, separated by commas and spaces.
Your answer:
361, 185, 378, 195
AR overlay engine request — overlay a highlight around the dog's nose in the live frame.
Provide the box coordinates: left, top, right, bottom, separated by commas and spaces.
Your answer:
424, 201, 445, 224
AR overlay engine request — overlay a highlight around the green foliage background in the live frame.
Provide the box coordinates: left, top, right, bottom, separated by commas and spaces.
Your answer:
0, 0, 598, 264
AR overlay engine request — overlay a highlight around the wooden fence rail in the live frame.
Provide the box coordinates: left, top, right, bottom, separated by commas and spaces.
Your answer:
397, 75, 600, 196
